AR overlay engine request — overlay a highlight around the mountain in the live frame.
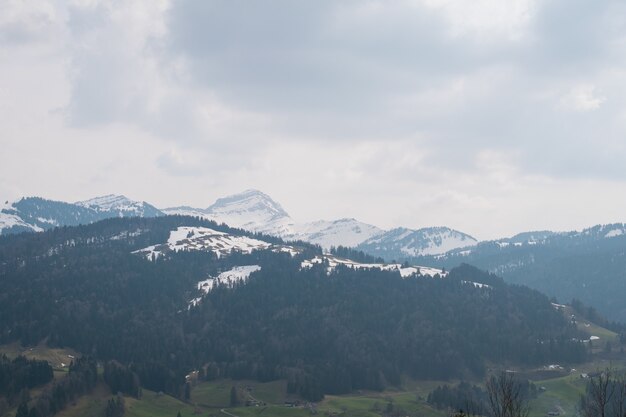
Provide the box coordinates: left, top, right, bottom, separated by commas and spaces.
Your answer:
162, 190, 385, 249
0, 190, 475, 255
76, 194, 163, 218
162, 189, 294, 236
166, 190, 471, 253
413, 222, 626, 322
0, 195, 163, 235
0, 215, 589, 401
286, 218, 383, 248
357, 226, 478, 259
205, 189, 295, 236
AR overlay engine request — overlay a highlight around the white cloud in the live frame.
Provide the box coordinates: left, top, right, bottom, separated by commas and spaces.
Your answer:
2, 0, 626, 239
560, 84, 606, 112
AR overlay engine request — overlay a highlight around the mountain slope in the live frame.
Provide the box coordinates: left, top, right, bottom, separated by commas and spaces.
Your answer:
0, 195, 163, 236
357, 226, 478, 259
414, 223, 626, 321
1, 190, 477, 256
162, 190, 385, 249
287, 218, 383, 248
0, 216, 588, 400
76, 194, 163, 217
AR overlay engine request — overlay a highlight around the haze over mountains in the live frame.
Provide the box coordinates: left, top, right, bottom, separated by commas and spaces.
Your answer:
0, 189, 477, 256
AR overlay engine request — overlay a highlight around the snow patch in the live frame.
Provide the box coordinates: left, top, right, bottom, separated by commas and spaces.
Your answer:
605, 229, 624, 238
300, 254, 446, 278
191, 265, 262, 307
197, 265, 262, 294
134, 226, 300, 260
462, 281, 492, 289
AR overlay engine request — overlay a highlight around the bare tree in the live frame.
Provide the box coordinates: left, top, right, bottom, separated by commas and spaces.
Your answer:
613, 374, 626, 417
581, 369, 614, 417
485, 372, 529, 417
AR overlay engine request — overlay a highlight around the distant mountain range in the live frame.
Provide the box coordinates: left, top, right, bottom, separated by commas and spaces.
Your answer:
6, 190, 626, 321
414, 223, 626, 321
0, 195, 162, 235
0, 190, 477, 256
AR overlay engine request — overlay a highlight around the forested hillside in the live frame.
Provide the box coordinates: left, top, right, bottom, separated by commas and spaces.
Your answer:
0, 217, 588, 401
411, 225, 626, 322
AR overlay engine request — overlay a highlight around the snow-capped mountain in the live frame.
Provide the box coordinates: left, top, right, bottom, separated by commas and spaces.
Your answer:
0, 190, 476, 256
162, 189, 295, 236
286, 218, 383, 249
0, 195, 163, 235
205, 189, 295, 236
356, 226, 478, 259
162, 190, 383, 249
76, 194, 163, 218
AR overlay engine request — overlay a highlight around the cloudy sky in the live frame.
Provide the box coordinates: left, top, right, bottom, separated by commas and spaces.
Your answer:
2, 0, 626, 239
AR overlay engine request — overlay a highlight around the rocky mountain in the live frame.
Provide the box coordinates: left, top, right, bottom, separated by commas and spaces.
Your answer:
0, 195, 163, 235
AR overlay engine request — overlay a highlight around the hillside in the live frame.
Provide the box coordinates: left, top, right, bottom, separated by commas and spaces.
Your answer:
0, 216, 590, 403
411, 223, 626, 322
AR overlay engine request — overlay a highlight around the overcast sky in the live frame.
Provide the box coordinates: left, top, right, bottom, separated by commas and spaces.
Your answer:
2, 0, 626, 240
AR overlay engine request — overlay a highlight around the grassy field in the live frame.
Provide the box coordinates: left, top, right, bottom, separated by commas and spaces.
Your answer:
528, 374, 586, 417
191, 378, 290, 408
54, 383, 112, 417
0, 342, 79, 370
4, 368, 625, 417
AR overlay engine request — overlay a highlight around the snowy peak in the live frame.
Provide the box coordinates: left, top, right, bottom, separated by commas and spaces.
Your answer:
357, 226, 478, 258
76, 194, 163, 217
287, 218, 383, 249
76, 194, 134, 210
0, 195, 163, 236
204, 189, 294, 235
207, 189, 289, 219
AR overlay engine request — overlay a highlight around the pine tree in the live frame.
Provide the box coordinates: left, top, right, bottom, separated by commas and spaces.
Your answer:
229, 386, 238, 407
15, 401, 28, 417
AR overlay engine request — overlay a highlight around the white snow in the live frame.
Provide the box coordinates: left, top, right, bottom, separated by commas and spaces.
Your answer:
462, 280, 492, 289
134, 226, 272, 260
110, 229, 144, 240
204, 189, 295, 236
0, 211, 42, 234
360, 227, 478, 257
287, 218, 383, 249
605, 229, 624, 238
272, 245, 301, 256
163, 191, 383, 249
161, 207, 209, 218
589, 336, 600, 341
300, 254, 446, 278
197, 265, 262, 293
76, 194, 154, 216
